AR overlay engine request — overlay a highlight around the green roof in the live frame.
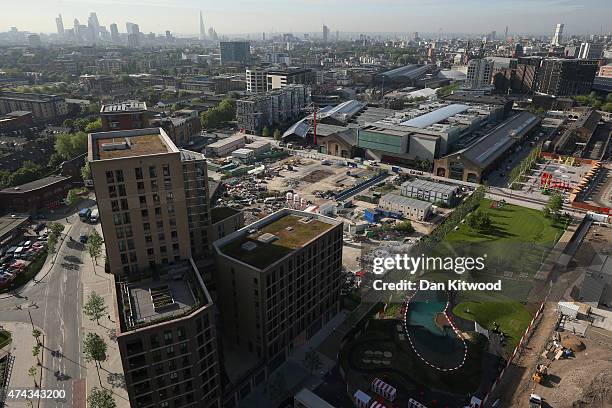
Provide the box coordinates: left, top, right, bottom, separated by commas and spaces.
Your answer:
221, 215, 334, 269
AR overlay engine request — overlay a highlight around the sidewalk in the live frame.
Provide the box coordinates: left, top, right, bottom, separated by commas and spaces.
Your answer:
79, 225, 129, 408
1, 321, 45, 408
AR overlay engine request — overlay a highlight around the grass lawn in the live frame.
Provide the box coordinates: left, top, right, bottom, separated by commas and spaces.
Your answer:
438, 199, 568, 278
446, 199, 565, 245
452, 301, 532, 350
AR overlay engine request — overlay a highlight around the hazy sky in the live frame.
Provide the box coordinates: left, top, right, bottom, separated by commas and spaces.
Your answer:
1, 0, 611, 36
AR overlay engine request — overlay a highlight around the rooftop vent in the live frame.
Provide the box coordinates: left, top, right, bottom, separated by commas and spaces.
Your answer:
101, 138, 131, 152
299, 217, 314, 224
257, 233, 278, 244
241, 241, 258, 251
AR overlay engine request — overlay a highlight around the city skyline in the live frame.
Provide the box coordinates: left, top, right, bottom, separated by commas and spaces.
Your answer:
1, 0, 611, 37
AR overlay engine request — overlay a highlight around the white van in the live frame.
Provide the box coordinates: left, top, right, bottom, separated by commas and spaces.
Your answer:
90, 209, 99, 223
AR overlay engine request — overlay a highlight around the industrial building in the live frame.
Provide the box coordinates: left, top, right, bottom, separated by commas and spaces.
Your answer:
244, 139, 271, 156
0, 91, 68, 122
434, 111, 539, 183
236, 84, 311, 134
400, 178, 460, 206
378, 193, 432, 221
357, 101, 505, 164
0, 175, 71, 215
205, 134, 246, 157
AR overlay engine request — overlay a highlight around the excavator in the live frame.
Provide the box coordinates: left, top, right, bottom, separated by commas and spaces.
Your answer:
531, 363, 549, 383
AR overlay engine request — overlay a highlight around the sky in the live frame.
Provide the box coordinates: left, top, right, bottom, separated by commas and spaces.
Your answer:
1, 0, 611, 37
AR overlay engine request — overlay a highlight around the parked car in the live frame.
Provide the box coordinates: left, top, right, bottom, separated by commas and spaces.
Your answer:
79, 233, 89, 243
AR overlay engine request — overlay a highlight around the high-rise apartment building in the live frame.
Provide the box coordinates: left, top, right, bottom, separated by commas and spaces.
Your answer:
464, 58, 494, 90
113, 259, 221, 407
322, 24, 329, 43
552, 23, 564, 46
246, 67, 316, 93
236, 84, 311, 133
212, 209, 342, 367
88, 128, 211, 278
219, 41, 251, 66
537, 58, 598, 96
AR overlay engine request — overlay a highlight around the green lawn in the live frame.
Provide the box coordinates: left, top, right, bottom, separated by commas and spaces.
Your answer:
446, 199, 565, 245
438, 199, 568, 278
453, 301, 532, 349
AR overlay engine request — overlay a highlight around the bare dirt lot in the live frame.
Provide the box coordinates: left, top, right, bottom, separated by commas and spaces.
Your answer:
529, 334, 612, 408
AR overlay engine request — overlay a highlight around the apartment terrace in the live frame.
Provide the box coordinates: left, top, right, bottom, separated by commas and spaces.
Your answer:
116, 260, 210, 332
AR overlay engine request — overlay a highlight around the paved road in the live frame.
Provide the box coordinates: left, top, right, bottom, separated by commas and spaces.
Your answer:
0, 212, 95, 408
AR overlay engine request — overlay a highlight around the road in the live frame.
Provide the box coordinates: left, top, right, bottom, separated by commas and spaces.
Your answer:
0, 209, 95, 408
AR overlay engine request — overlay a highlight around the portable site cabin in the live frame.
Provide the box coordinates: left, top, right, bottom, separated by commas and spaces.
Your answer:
369, 401, 388, 408
354, 390, 372, 408
558, 301, 580, 319
371, 378, 397, 402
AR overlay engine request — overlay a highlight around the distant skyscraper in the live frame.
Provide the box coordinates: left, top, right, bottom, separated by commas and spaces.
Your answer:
322, 24, 329, 43
126, 22, 140, 47
199, 11, 206, 41
552, 23, 564, 46
55, 14, 64, 36
578, 42, 604, 59
109, 23, 119, 43
88, 12, 100, 43
504, 26, 508, 41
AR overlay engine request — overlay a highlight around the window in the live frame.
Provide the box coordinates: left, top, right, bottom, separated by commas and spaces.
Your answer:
106, 171, 114, 183
125, 226, 133, 237
160, 246, 167, 254
120, 198, 128, 210
166, 192, 174, 202
111, 200, 119, 212
150, 179, 158, 191
150, 334, 160, 348
147, 248, 154, 257
155, 207, 162, 216
137, 181, 144, 192
139, 196, 147, 207
159, 233, 166, 242
115, 170, 124, 183
156, 220, 164, 229
141, 209, 148, 218
108, 185, 117, 198
149, 166, 157, 178
162, 164, 170, 177
113, 214, 121, 226
118, 184, 126, 197
118, 240, 126, 252
164, 330, 173, 344
143, 223, 150, 232
153, 194, 160, 204
135, 167, 143, 180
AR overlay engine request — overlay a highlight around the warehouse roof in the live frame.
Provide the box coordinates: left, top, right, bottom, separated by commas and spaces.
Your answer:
380, 193, 433, 210
399, 104, 469, 128
401, 178, 460, 195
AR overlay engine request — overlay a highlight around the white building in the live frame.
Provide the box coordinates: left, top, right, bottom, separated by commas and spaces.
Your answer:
552, 23, 564, 46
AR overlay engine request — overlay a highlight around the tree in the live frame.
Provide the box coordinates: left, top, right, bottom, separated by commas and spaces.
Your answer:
66, 189, 80, 206
543, 191, 563, 221
28, 366, 38, 387
273, 128, 282, 141
86, 230, 104, 267
395, 220, 414, 233
83, 291, 107, 325
32, 328, 41, 345
84, 118, 102, 133
62, 119, 74, 129
302, 349, 322, 374
54, 132, 88, 159
81, 162, 91, 181
48, 222, 65, 239
88, 387, 116, 408
83, 332, 107, 386
32, 343, 42, 366
47, 234, 58, 254
262, 126, 270, 137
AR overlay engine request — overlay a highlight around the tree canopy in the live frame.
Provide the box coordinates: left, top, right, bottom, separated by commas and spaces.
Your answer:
55, 132, 88, 159
200, 98, 236, 130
